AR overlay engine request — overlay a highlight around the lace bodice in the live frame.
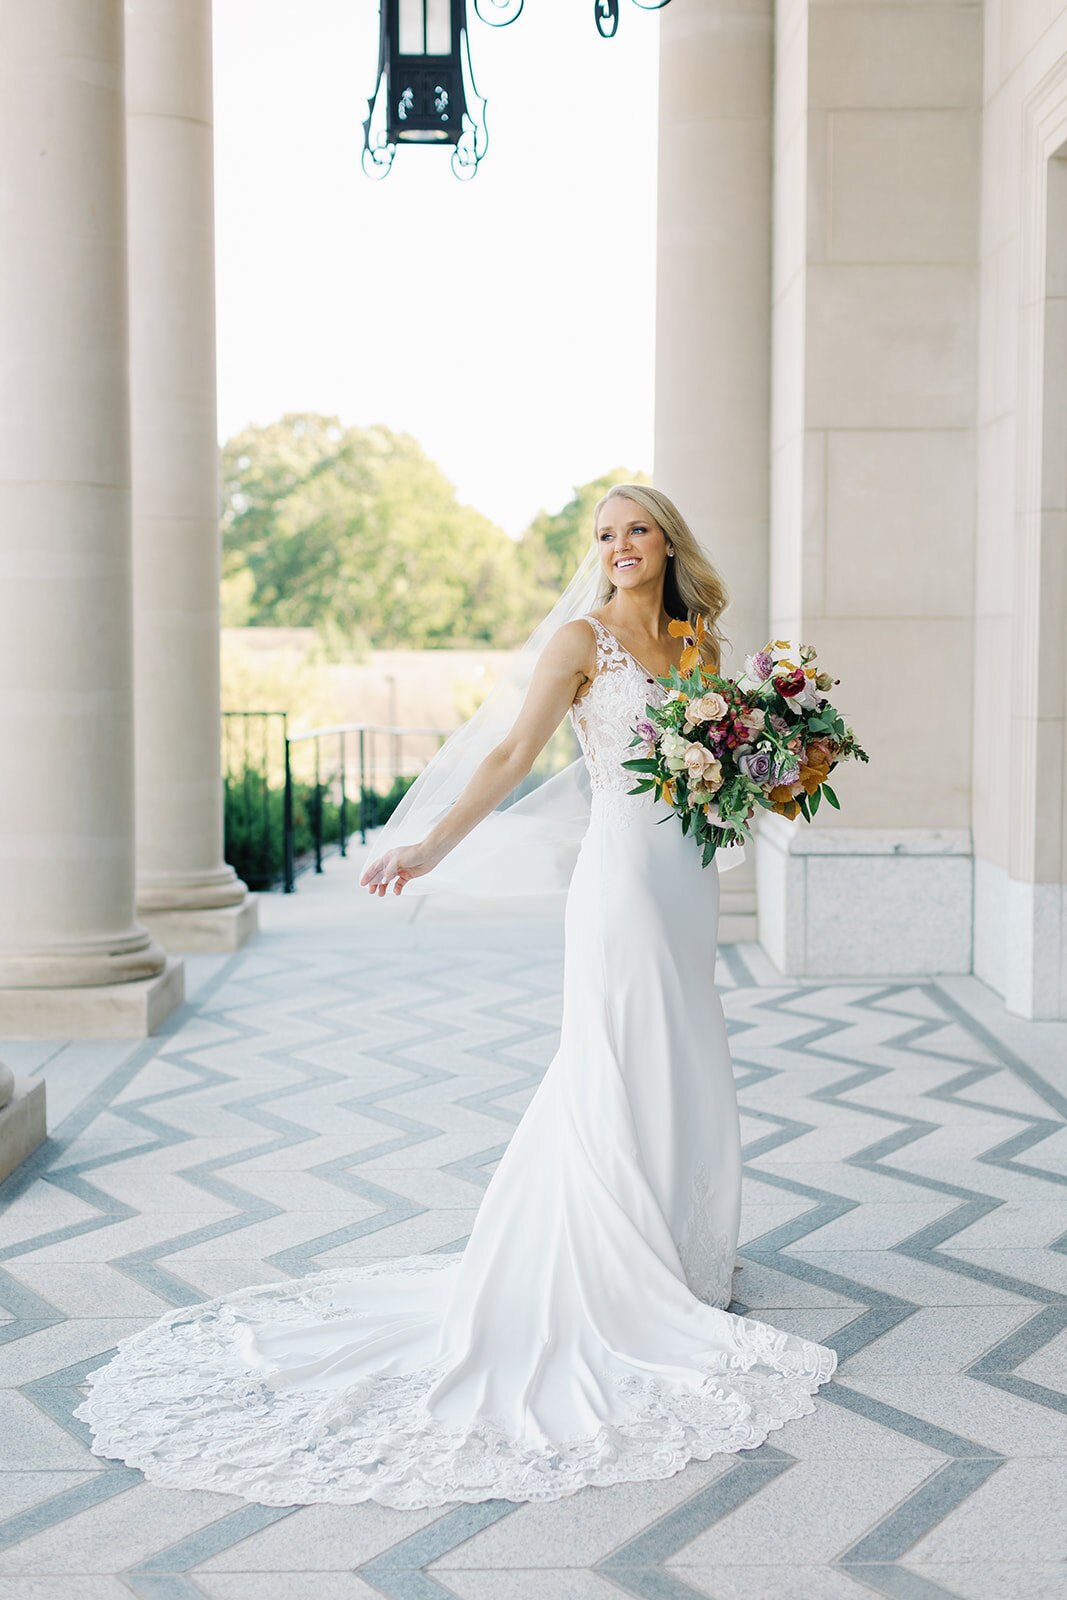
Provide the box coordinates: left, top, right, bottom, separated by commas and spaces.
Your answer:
570, 615, 671, 827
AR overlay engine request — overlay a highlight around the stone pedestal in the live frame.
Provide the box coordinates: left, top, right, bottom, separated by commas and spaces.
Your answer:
0, 0, 182, 1037
139, 898, 260, 954
0, 960, 185, 1041
758, 816, 973, 977
126, 0, 254, 952
0, 1062, 47, 1185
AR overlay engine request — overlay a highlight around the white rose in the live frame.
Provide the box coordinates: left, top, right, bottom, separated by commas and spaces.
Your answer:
660, 730, 691, 775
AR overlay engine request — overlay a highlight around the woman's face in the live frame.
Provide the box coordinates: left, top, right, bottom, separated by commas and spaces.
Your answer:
595, 497, 670, 594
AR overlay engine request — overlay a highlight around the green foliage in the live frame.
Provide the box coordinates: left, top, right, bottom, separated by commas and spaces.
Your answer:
223, 766, 416, 888
222, 414, 529, 650
221, 416, 650, 650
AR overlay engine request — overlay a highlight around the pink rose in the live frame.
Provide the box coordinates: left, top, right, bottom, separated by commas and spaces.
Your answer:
735, 706, 765, 737
683, 692, 728, 731
683, 744, 724, 792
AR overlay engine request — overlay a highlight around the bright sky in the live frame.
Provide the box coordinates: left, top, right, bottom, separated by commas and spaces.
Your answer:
212, 0, 660, 536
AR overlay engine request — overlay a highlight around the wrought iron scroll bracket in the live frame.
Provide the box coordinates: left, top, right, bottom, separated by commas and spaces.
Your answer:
361, 15, 394, 179
452, 24, 488, 179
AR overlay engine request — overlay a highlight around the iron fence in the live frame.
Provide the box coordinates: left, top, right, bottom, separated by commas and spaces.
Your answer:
221, 714, 447, 893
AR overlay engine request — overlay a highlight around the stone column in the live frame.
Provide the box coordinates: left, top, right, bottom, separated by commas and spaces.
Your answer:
125, 0, 257, 952
0, 0, 182, 1039
654, 0, 774, 942
757, 0, 982, 976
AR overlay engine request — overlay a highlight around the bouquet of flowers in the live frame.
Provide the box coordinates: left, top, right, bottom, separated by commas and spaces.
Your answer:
622, 620, 869, 866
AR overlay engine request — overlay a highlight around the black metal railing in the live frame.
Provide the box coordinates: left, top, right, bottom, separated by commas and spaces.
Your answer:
222, 714, 447, 893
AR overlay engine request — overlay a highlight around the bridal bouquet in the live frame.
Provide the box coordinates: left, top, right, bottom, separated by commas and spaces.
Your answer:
622, 622, 869, 866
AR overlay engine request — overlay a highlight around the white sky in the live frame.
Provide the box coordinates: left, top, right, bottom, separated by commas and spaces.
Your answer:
212, 0, 660, 536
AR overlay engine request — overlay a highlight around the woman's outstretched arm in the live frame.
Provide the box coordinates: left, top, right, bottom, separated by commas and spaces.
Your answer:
359, 620, 595, 896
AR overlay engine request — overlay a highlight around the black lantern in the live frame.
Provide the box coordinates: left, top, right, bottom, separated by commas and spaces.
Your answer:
364, 0, 489, 179
363, 0, 669, 178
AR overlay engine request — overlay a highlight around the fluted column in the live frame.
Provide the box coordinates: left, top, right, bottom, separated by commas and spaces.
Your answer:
125, 0, 256, 952
0, 0, 181, 1037
654, 0, 774, 940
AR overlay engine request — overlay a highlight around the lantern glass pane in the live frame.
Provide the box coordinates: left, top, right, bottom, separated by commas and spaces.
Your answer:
398, 0, 425, 54
426, 0, 451, 53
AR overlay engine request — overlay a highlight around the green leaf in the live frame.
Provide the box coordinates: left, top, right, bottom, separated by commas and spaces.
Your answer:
822, 783, 840, 809
701, 838, 717, 868
621, 757, 660, 773
809, 785, 822, 816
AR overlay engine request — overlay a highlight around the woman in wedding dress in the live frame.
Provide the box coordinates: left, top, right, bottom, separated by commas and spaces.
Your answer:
77, 486, 836, 1509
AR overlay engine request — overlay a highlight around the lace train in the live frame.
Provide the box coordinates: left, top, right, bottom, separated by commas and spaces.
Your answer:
77, 1258, 834, 1510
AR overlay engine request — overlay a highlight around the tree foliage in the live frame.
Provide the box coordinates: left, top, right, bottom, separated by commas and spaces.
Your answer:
220, 414, 648, 649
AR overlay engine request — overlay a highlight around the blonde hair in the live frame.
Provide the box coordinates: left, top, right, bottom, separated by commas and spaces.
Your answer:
592, 485, 729, 669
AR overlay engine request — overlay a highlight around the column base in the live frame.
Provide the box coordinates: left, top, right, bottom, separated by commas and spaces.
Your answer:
136, 866, 249, 913
139, 895, 259, 953
757, 816, 973, 976
0, 932, 167, 989
0, 1076, 47, 1183
0, 957, 185, 1039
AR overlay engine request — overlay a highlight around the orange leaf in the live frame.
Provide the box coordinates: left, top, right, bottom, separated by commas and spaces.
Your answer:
680, 644, 700, 674
667, 618, 690, 638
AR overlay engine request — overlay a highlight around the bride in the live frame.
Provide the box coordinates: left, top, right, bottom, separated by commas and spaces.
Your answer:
76, 486, 836, 1509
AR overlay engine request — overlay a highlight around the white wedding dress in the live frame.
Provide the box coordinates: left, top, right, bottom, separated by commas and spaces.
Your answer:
76, 616, 836, 1508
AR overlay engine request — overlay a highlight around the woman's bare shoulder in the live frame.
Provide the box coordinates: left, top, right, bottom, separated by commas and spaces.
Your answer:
536, 618, 598, 682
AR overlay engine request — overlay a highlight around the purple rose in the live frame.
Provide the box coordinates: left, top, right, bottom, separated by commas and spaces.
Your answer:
742, 648, 774, 682
738, 748, 773, 785
773, 759, 801, 786
635, 719, 659, 752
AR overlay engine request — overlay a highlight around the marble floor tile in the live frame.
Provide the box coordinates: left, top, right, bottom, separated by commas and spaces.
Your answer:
0, 882, 1062, 1596
665, 1457, 939, 1567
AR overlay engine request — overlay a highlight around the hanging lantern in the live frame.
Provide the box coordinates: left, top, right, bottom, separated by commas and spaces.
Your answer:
363, 0, 488, 179
363, 0, 669, 178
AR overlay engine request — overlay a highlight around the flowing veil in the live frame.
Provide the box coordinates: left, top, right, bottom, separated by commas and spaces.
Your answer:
370, 548, 744, 898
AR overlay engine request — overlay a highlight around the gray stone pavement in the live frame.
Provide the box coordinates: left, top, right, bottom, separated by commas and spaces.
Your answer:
1, 848, 1065, 1600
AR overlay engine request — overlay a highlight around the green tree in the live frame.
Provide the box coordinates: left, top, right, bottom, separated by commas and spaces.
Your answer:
220, 415, 651, 648
221, 414, 528, 649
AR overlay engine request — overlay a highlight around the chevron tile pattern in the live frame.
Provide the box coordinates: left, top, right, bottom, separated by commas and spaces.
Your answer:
1, 855, 1065, 1600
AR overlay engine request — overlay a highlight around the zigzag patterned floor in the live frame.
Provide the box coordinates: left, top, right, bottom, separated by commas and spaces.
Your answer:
1, 855, 1066, 1600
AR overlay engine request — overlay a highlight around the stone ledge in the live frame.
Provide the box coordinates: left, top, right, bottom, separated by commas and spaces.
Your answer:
138, 896, 260, 954
0, 1076, 47, 1183
759, 815, 972, 857
0, 957, 185, 1039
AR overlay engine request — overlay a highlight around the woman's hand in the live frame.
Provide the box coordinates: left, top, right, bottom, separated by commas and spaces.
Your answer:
360, 842, 438, 896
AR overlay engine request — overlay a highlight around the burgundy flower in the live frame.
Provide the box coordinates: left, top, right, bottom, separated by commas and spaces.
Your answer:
773, 666, 806, 698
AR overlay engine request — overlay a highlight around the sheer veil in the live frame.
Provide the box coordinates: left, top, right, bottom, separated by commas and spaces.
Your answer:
369, 548, 743, 899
